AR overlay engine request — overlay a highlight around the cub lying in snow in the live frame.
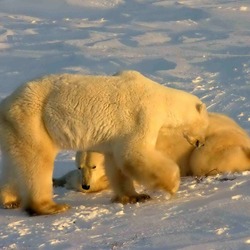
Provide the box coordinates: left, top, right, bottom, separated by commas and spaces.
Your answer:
53, 151, 109, 193
0, 70, 208, 215
54, 113, 250, 193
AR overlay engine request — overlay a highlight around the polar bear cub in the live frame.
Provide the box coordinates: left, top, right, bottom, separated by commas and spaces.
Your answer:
0, 70, 208, 215
190, 113, 250, 176
53, 151, 109, 192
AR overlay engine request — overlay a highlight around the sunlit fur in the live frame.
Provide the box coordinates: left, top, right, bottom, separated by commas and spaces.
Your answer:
0, 71, 208, 215
190, 113, 250, 176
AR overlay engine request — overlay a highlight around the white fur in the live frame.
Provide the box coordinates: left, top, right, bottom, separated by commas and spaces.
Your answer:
0, 70, 208, 215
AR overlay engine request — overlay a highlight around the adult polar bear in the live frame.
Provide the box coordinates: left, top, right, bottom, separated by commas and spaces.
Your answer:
0, 71, 208, 215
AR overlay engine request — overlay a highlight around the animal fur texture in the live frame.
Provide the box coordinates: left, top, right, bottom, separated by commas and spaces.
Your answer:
0, 70, 208, 215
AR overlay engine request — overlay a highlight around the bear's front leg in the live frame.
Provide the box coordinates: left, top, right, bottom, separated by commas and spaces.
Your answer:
6, 141, 71, 216
0, 155, 21, 209
0, 184, 21, 209
21, 155, 71, 216
25, 201, 70, 216
104, 154, 151, 204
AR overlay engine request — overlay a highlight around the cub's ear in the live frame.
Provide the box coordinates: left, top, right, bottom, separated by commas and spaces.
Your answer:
196, 103, 206, 114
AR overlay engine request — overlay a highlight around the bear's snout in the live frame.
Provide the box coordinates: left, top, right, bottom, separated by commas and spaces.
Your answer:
82, 184, 90, 190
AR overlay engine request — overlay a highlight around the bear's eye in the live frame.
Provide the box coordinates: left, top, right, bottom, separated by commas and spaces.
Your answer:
92, 166, 96, 169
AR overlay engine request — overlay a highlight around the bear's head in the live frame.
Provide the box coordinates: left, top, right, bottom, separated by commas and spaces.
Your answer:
75, 151, 108, 192
182, 103, 209, 148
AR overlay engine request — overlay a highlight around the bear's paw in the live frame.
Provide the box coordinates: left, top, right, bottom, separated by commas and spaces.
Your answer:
112, 193, 151, 204
2, 201, 21, 209
25, 202, 71, 216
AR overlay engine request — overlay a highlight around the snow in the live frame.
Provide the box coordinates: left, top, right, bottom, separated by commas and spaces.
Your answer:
0, 0, 250, 249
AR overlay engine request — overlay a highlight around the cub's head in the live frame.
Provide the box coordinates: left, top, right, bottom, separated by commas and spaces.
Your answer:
75, 151, 108, 192
183, 102, 209, 148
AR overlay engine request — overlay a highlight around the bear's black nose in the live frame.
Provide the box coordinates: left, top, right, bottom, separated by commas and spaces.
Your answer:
82, 184, 90, 190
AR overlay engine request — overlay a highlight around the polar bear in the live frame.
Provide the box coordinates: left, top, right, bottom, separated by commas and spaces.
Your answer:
0, 70, 208, 215
53, 151, 109, 192
190, 112, 250, 176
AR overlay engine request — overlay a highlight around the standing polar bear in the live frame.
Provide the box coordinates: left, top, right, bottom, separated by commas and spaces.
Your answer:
0, 70, 208, 215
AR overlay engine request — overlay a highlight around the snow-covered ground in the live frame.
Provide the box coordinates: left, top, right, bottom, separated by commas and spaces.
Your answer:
0, 0, 250, 249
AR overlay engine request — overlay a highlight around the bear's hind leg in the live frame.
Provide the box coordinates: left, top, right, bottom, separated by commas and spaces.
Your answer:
105, 154, 150, 204
119, 146, 181, 197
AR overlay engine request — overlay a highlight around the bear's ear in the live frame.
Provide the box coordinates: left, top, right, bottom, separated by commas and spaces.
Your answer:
196, 103, 206, 114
